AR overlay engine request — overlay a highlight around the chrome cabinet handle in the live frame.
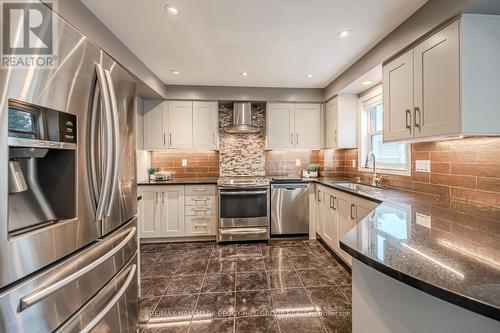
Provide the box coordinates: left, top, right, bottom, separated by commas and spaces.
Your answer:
162, 192, 165, 204
169, 133, 172, 146
104, 70, 120, 216
329, 195, 333, 209
163, 133, 166, 146
350, 204, 355, 220
19, 226, 137, 311
317, 190, 321, 202
79, 264, 137, 333
333, 130, 338, 145
405, 109, 412, 131
290, 133, 293, 145
333, 197, 337, 211
414, 107, 421, 131
296, 133, 299, 145
94, 64, 113, 222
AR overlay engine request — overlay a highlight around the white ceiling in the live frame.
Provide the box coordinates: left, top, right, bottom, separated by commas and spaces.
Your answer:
82, 0, 427, 88
341, 65, 382, 95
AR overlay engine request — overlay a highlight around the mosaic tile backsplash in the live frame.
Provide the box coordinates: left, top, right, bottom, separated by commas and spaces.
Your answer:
218, 102, 266, 176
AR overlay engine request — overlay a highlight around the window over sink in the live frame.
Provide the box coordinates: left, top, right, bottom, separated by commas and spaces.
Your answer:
358, 85, 410, 175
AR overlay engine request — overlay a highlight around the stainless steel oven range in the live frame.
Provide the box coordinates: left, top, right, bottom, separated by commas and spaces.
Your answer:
217, 177, 270, 242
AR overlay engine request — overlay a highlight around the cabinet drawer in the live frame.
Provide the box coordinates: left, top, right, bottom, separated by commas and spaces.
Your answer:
185, 195, 215, 206
185, 216, 216, 236
186, 205, 216, 216
185, 185, 216, 196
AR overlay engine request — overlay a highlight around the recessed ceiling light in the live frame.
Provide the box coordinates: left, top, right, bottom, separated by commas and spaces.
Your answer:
362, 80, 373, 85
337, 30, 351, 39
164, 4, 179, 16
171, 70, 180, 75
306, 74, 313, 78
240, 72, 248, 76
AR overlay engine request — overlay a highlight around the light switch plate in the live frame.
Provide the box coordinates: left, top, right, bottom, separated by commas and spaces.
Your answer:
295, 159, 301, 166
181, 159, 188, 167
416, 213, 431, 228
415, 160, 430, 173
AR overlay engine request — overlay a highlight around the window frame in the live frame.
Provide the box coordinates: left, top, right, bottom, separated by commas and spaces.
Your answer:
358, 86, 411, 176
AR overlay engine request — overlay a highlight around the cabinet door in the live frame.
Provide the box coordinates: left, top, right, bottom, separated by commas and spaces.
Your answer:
143, 100, 166, 149
337, 195, 355, 264
168, 101, 193, 149
325, 98, 338, 149
323, 192, 338, 249
414, 20, 460, 138
315, 186, 325, 237
382, 49, 414, 141
138, 188, 162, 238
294, 104, 321, 149
161, 186, 185, 237
193, 101, 218, 150
355, 198, 378, 223
267, 103, 294, 149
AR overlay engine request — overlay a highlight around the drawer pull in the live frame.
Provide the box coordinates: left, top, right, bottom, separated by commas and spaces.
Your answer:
193, 188, 208, 192
194, 224, 208, 228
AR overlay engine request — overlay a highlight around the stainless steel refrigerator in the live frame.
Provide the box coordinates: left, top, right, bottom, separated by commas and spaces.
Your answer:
0, 2, 138, 332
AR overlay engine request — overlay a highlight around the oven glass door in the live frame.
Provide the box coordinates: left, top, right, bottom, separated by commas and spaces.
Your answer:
220, 190, 268, 219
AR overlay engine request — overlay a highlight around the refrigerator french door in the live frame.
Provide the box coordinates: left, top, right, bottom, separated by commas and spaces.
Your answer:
0, 1, 138, 332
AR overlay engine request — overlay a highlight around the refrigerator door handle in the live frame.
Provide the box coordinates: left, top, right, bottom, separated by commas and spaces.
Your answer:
19, 226, 136, 311
88, 80, 101, 216
79, 264, 136, 333
104, 69, 120, 216
94, 64, 114, 222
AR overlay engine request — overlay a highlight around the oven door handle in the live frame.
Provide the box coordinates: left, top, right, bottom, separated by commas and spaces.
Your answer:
220, 228, 268, 234
220, 191, 268, 195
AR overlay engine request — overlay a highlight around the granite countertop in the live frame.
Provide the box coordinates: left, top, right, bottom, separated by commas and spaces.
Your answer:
138, 178, 218, 186
314, 179, 500, 321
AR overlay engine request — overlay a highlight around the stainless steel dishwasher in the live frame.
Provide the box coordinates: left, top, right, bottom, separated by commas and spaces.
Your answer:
271, 183, 309, 235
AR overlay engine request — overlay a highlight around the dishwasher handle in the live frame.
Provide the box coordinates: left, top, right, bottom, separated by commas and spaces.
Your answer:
271, 183, 309, 190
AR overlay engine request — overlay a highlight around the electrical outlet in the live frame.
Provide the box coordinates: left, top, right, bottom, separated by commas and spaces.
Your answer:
295, 159, 301, 166
351, 160, 356, 167
416, 213, 431, 228
181, 159, 188, 167
415, 160, 430, 173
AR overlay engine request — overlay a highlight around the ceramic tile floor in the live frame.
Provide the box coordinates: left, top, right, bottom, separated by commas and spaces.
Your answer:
138, 240, 352, 333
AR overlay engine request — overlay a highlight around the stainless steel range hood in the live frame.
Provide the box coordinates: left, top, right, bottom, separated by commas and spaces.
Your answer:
223, 102, 261, 134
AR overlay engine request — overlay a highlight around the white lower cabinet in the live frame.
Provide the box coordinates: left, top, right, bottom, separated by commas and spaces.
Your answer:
138, 185, 216, 239
314, 184, 379, 266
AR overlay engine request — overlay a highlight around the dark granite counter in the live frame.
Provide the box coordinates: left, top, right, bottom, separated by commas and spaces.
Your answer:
317, 180, 500, 321
138, 178, 218, 186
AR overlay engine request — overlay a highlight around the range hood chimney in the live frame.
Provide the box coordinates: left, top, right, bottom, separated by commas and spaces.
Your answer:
223, 102, 261, 134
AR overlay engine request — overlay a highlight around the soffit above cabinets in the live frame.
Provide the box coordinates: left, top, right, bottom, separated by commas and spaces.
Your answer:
81, 0, 427, 88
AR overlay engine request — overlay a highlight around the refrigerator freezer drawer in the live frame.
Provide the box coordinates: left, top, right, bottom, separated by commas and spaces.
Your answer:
57, 254, 138, 333
0, 218, 137, 333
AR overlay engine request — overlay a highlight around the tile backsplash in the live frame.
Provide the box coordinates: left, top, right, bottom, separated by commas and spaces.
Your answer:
342, 137, 500, 207
150, 151, 219, 179
218, 102, 266, 176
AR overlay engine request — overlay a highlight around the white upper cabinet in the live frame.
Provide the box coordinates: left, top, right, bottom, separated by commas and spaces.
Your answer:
168, 101, 193, 149
294, 103, 322, 149
383, 15, 500, 142
267, 103, 294, 149
143, 100, 167, 149
142, 100, 219, 150
267, 103, 321, 150
383, 50, 414, 141
413, 20, 460, 138
325, 96, 358, 149
193, 101, 218, 150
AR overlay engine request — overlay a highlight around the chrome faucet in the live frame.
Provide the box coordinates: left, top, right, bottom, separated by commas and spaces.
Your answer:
365, 151, 383, 187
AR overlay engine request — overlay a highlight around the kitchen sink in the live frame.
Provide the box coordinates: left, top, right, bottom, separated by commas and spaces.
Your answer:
332, 182, 382, 196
